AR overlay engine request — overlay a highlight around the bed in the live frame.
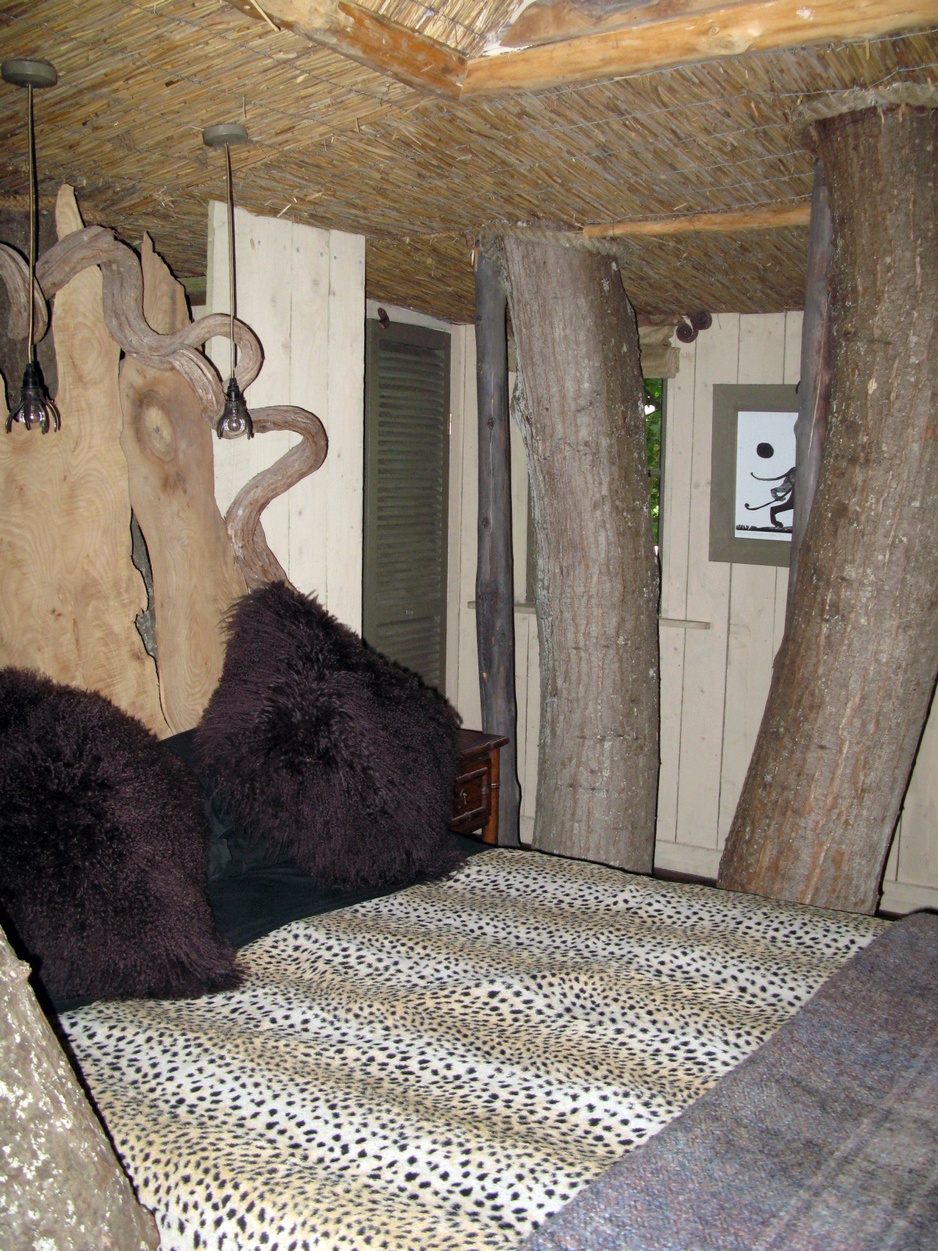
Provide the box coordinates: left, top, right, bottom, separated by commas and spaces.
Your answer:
3, 585, 936, 1250
56, 844, 911, 1251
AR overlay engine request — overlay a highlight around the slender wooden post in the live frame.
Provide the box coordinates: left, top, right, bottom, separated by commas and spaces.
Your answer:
474, 246, 521, 847
787, 159, 833, 616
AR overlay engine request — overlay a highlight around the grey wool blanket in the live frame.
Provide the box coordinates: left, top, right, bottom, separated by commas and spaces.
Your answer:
522, 909, 938, 1251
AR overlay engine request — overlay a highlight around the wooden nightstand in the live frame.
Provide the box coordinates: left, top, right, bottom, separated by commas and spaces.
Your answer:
450, 729, 509, 845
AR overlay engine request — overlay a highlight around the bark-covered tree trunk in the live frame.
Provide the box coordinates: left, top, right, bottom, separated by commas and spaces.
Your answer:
503, 235, 659, 870
0, 926, 160, 1250
787, 159, 832, 615
719, 103, 938, 913
475, 247, 521, 846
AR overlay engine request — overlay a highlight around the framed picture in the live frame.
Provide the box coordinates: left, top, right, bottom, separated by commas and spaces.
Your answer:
709, 383, 799, 567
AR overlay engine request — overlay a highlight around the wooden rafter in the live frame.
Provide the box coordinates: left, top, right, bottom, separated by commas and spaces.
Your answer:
225, 0, 938, 98
463, 0, 938, 95
222, 0, 466, 97
584, 203, 812, 238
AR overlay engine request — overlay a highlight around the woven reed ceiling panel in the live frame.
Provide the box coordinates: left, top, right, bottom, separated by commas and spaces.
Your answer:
0, 1, 935, 321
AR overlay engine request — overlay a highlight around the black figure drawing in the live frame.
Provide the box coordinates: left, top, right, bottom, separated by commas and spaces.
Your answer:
734, 415, 797, 541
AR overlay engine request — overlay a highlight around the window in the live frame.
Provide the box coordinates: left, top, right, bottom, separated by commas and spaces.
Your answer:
644, 377, 664, 546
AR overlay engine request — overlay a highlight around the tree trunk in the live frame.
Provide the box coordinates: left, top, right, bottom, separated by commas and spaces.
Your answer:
0, 926, 160, 1250
474, 247, 521, 846
719, 103, 938, 913
503, 235, 659, 871
787, 159, 832, 616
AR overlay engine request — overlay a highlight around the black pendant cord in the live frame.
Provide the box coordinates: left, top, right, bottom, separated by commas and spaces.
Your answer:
201, 119, 252, 439
26, 82, 36, 364
225, 141, 236, 382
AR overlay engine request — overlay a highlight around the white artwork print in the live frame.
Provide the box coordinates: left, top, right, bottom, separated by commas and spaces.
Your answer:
734, 409, 798, 543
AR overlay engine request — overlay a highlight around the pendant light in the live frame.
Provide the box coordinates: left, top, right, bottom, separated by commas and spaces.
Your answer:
203, 122, 254, 440
2, 57, 59, 434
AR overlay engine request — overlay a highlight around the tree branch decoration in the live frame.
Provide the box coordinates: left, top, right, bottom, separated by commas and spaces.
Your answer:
0, 224, 327, 590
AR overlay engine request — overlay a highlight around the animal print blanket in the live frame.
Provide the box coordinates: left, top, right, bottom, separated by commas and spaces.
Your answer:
61, 850, 885, 1251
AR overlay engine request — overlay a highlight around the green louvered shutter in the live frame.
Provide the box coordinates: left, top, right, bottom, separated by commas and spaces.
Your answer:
363, 320, 450, 689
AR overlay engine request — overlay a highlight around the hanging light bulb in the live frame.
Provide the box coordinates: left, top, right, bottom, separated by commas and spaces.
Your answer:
2, 57, 59, 434
202, 122, 253, 440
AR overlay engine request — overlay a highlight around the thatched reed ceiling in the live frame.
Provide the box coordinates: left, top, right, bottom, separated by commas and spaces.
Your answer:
0, 1, 935, 322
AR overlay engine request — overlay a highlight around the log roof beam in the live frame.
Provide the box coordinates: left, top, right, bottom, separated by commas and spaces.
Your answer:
584, 203, 813, 239
464, 0, 938, 96
222, 0, 466, 98
225, 0, 938, 98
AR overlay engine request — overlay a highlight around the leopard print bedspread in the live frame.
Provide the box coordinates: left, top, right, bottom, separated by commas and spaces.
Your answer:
62, 849, 885, 1251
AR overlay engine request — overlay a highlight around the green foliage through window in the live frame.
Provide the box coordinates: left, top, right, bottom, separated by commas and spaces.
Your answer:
644, 378, 663, 545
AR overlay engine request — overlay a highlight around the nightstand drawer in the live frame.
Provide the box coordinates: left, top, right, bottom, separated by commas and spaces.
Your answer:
450, 729, 508, 844
451, 763, 491, 831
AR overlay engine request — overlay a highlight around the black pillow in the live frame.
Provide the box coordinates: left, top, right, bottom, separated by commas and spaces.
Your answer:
194, 582, 466, 889
0, 668, 242, 1006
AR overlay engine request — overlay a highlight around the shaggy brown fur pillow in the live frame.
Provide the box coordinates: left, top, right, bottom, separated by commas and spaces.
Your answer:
0, 668, 241, 1006
194, 583, 465, 889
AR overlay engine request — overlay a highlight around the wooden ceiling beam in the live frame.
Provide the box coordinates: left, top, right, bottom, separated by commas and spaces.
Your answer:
462, 0, 938, 96
584, 203, 812, 238
222, 0, 466, 98
224, 0, 936, 100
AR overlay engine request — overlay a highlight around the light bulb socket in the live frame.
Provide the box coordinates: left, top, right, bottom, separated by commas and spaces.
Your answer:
6, 359, 60, 434
216, 376, 254, 440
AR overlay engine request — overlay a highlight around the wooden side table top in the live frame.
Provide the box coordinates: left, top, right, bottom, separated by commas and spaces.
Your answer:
456, 728, 509, 758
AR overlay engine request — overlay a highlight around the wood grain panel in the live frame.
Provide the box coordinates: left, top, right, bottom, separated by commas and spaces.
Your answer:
119, 237, 246, 734
207, 204, 366, 623
674, 314, 738, 849
0, 186, 166, 733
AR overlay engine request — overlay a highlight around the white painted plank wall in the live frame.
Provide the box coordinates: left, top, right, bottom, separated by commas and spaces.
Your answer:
206, 203, 365, 630
448, 313, 938, 911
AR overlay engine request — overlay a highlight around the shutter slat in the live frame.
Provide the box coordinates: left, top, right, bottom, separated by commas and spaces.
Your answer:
363, 322, 451, 690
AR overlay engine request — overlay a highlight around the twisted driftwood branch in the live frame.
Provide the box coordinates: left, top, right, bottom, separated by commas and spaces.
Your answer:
225, 404, 329, 588
1, 220, 330, 590
0, 243, 48, 342
36, 225, 262, 418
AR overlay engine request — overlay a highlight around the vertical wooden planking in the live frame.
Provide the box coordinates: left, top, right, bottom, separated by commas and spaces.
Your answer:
783, 310, 804, 386
323, 229, 365, 630
207, 205, 364, 626
207, 201, 254, 521
659, 347, 696, 623
237, 207, 295, 570
512, 610, 529, 836
717, 314, 787, 844
674, 314, 738, 851
655, 344, 696, 847
287, 221, 331, 596
718, 566, 777, 843
893, 669, 938, 895
519, 608, 540, 845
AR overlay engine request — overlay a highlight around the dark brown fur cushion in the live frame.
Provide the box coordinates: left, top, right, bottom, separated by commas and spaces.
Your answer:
0, 668, 241, 1005
194, 582, 466, 888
